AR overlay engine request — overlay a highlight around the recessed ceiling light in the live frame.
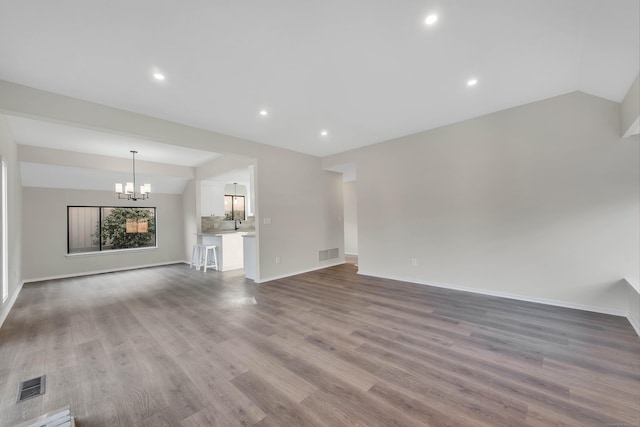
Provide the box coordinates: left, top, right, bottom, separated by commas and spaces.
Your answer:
320, 130, 328, 137
467, 78, 478, 87
259, 110, 268, 116
425, 14, 438, 25
153, 72, 165, 81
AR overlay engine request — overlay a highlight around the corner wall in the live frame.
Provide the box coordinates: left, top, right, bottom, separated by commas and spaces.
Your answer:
627, 280, 640, 335
343, 181, 358, 255
327, 92, 639, 315
621, 73, 639, 137
0, 116, 23, 326
182, 180, 198, 263
256, 154, 345, 281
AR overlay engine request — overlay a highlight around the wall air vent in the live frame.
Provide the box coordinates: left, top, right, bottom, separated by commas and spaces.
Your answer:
16, 375, 46, 403
319, 248, 339, 261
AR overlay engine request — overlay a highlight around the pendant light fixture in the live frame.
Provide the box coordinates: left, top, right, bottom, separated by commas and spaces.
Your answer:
234, 183, 238, 205
115, 150, 151, 201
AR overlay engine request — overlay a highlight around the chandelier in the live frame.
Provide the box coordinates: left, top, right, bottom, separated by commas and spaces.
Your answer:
115, 150, 150, 201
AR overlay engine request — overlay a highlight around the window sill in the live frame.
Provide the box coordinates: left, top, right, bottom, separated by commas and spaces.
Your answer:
65, 246, 158, 258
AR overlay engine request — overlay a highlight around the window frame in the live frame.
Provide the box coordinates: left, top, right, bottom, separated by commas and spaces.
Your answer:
224, 195, 246, 221
67, 205, 157, 255
1, 159, 7, 303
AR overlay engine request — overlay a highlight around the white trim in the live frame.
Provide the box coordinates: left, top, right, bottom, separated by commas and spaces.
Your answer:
1, 159, 7, 304
624, 277, 639, 293
628, 313, 640, 337
65, 246, 158, 258
23, 260, 184, 284
344, 252, 358, 256
622, 115, 640, 138
624, 278, 640, 337
256, 260, 345, 284
357, 270, 628, 317
0, 280, 23, 330
220, 262, 244, 272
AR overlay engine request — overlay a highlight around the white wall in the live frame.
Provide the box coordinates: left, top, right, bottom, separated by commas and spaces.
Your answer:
325, 92, 639, 315
0, 116, 22, 326
621, 73, 639, 137
0, 81, 344, 283
22, 188, 185, 281
201, 181, 225, 216
182, 179, 197, 263
343, 181, 358, 255
256, 153, 344, 281
627, 280, 640, 335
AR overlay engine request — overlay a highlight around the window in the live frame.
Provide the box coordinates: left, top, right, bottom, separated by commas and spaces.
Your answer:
224, 195, 245, 220
68, 206, 156, 254
1, 160, 7, 303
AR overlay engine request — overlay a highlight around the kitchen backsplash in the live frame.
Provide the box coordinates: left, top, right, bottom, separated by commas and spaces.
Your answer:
202, 215, 255, 233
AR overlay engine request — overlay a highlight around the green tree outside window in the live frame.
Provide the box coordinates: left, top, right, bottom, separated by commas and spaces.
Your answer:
100, 207, 156, 250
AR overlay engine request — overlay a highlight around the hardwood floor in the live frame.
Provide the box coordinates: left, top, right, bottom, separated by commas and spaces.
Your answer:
1, 262, 638, 426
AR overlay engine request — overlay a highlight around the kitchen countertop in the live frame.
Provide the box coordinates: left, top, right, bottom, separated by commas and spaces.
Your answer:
196, 231, 252, 236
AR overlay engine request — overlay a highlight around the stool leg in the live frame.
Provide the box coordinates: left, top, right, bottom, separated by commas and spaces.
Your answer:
203, 247, 209, 272
212, 247, 218, 271
190, 245, 198, 269
198, 245, 205, 270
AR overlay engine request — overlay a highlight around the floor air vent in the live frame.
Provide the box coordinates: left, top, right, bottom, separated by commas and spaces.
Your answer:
16, 375, 46, 403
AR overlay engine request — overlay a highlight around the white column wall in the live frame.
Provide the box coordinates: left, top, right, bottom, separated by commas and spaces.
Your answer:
343, 181, 358, 255
0, 115, 23, 327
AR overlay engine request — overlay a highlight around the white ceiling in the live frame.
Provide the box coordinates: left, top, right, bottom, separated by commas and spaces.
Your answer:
6, 115, 223, 166
0, 0, 637, 160
203, 168, 251, 189
6, 115, 224, 193
19, 162, 191, 194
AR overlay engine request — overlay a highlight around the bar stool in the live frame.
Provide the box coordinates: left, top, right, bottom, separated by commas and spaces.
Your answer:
199, 245, 218, 272
190, 244, 202, 269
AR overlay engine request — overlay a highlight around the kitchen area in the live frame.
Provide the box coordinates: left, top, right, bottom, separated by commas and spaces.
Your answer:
195, 164, 256, 280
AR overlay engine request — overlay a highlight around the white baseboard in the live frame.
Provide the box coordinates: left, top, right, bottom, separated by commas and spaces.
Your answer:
628, 314, 640, 337
0, 280, 24, 330
23, 260, 186, 284
257, 260, 345, 284
624, 278, 640, 337
357, 270, 628, 318
221, 263, 244, 272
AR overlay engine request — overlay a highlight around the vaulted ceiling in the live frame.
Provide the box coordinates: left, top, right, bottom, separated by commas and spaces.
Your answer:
0, 0, 638, 190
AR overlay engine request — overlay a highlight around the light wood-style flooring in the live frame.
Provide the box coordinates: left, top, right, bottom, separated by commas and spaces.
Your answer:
1, 261, 638, 426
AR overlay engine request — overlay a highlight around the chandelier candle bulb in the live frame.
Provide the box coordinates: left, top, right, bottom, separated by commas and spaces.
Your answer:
115, 150, 151, 201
